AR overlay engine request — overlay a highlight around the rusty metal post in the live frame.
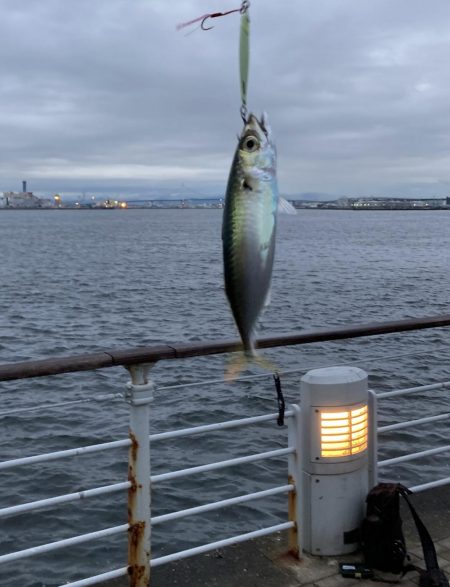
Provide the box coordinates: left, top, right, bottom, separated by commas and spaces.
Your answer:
287, 404, 302, 559
125, 364, 154, 587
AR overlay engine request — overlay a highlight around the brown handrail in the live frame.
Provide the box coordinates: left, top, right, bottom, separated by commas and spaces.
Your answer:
1, 314, 450, 382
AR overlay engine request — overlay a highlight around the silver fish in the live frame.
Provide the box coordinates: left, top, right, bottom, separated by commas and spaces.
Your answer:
222, 112, 278, 358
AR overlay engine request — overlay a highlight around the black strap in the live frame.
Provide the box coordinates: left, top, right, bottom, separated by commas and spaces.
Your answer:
399, 488, 440, 571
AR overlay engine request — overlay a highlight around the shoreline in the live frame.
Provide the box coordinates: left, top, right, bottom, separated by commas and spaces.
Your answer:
1, 206, 450, 212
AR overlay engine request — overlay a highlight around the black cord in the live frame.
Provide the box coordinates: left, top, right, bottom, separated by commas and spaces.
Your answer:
273, 372, 285, 426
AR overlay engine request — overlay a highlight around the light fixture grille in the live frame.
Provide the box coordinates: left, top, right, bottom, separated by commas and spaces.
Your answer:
320, 405, 368, 458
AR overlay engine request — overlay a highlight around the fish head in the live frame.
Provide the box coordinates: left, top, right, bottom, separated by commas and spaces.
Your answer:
237, 112, 276, 177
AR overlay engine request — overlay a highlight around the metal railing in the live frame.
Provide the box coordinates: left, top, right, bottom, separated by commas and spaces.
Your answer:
2, 314, 450, 381
0, 402, 297, 586
374, 381, 450, 492
1, 315, 450, 586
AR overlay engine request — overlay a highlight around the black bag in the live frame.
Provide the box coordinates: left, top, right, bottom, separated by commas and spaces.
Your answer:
361, 483, 408, 574
361, 483, 449, 586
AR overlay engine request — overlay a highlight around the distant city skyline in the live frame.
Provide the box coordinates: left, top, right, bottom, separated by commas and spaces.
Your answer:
3, 179, 450, 203
3, 180, 450, 207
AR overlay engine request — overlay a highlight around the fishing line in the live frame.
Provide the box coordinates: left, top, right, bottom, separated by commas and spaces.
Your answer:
177, 1, 251, 122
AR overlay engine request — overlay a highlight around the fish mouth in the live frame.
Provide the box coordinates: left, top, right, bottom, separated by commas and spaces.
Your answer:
246, 112, 272, 141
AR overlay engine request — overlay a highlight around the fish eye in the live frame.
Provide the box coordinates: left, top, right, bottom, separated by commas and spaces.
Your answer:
242, 136, 259, 152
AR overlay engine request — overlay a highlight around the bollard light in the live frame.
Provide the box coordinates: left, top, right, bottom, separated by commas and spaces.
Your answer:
300, 366, 370, 556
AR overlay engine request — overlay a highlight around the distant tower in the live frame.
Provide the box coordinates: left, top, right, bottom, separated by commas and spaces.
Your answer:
22, 180, 27, 193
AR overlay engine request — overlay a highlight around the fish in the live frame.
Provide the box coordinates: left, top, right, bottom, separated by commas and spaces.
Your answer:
222, 112, 279, 374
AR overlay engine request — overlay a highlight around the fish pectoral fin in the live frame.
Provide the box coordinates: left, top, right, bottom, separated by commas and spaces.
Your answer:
264, 286, 272, 307
278, 197, 297, 215
242, 172, 259, 192
246, 168, 272, 182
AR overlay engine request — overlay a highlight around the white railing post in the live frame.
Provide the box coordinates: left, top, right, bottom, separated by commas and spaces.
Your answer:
125, 364, 154, 587
368, 390, 378, 488
287, 404, 302, 559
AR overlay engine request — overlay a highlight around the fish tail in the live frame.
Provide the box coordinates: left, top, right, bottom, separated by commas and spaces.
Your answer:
224, 345, 277, 381
224, 353, 249, 381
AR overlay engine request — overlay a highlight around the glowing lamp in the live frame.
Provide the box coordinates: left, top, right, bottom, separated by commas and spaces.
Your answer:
319, 405, 368, 458
300, 367, 370, 556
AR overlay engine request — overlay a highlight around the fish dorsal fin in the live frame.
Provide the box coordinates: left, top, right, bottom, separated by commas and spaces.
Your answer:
278, 197, 297, 215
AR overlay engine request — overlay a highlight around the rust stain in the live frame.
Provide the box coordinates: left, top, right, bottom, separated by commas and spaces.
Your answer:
288, 545, 300, 560
128, 464, 137, 491
128, 465, 137, 525
129, 430, 139, 463
128, 431, 139, 524
128, 522, 148, 586
127, 563, 149, 586
127, 431, 150, 584
277, 550, 303, 565
128, 521, 146, 556
287, 475, 300, 559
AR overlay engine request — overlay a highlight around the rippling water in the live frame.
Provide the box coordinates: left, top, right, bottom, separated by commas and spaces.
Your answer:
0, 209, 449, 586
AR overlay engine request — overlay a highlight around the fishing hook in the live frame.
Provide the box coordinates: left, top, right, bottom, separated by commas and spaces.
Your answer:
200, 4, 250, 31
201, 15, 214, 30
178, 3, 250, 33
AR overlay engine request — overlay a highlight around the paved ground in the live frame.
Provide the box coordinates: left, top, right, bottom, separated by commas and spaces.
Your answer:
102, 485, 450, 587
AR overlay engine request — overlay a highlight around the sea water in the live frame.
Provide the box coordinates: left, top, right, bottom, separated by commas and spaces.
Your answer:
0, 209, 449, 586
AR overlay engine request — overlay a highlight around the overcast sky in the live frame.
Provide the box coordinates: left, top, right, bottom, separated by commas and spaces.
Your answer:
2, 0, 450, 198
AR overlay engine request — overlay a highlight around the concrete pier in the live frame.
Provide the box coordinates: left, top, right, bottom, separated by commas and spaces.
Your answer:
101, 485, 450, 587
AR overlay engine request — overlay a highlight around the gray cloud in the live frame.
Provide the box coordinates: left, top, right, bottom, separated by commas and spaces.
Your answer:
2, 0, 450, 197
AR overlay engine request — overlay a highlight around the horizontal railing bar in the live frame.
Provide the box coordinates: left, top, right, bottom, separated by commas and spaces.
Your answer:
157, 371, 279, 391
377, 381, 450, 399
410, 477, 450, 493
0, 393, 124, 417
150, 411, 294, 442
0, 411, 291, 472
0, 481, 130, 518
379, 413, 450, 433
152, 484, 294, 525
0, 412, 290, 471
59, 567, 128, 587
152, 447, 295, 483
0, 524, 128, 565
2, 314, 450, 381
378, 445, 450, 468
151, 521, 295, 567
0, 439, 131, 471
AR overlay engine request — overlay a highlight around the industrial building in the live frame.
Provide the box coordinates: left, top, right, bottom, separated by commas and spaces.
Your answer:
0, 181, 51, 208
